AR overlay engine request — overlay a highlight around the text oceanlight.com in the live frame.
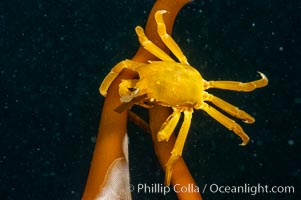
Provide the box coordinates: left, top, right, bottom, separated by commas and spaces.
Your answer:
207, 183, 295, 195
130, 183, 295, 196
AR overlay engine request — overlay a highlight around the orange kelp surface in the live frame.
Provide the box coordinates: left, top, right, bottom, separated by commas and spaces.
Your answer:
82, 0, 202, 199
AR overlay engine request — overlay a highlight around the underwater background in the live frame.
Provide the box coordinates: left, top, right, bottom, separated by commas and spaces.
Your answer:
1, 0, 300, 199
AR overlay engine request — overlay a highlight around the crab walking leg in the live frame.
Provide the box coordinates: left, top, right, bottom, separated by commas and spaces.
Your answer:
204, 72, 268, 91
99, 59, 144, 96
165, 110, 192, 186
203, 92, 255, 124
155, 10, 189, 65
157, 108, 181, 142
135, 26, 174, 62
198, 102, 250, 146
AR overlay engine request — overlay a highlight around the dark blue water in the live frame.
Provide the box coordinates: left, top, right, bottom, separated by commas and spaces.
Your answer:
1, 0, 300, 199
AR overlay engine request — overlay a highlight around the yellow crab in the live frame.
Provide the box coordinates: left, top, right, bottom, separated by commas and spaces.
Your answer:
100, 10, 268, 186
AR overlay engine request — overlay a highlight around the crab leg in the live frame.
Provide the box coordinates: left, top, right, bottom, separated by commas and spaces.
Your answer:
157, 108, 181, 142
204, 72, 268, 92
135, 26, 174, 62
164, 109, 192, 186
99, 59, 143, 96
203, 92, 255, 124
155, 10, 189, 65
197, 102, 250, 146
